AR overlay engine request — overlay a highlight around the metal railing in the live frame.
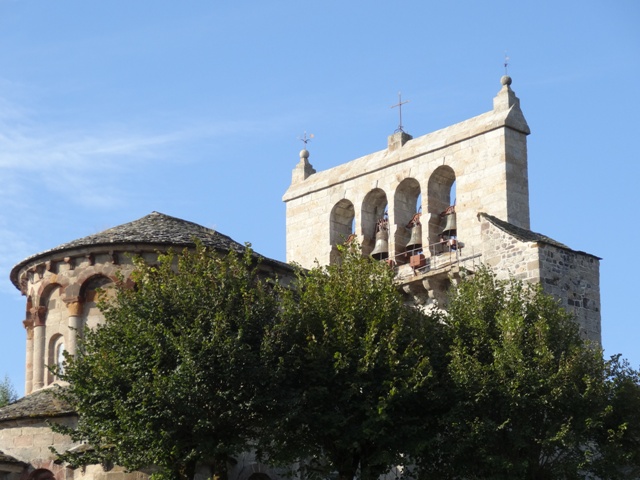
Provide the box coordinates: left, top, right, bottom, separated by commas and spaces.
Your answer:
380, 239, 481, 281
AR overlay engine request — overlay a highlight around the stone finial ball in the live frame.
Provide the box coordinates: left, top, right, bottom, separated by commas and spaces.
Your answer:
501, 75, 512, 86
300, 149, 310, 159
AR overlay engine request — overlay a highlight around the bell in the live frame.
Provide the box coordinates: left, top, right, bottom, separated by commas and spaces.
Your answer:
405, 224, 422, 253
370, 229, 389, 260
441, 212, 457, 236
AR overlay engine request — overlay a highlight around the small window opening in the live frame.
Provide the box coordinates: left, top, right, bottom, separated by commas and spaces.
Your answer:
56, 341, 66, 375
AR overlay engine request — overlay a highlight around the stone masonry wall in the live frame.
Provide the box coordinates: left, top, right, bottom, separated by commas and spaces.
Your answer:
537, 244, 601, 343
0, 415, 151, 480
0, 416, 76, 469
480, 216, 601, 344
480, 217, 541, 282
0, 414, 277, 480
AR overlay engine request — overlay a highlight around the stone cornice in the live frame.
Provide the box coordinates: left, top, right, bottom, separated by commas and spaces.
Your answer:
11, 212, 294, 291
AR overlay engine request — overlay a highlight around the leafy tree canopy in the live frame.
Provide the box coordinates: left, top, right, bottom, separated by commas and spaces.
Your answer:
259, 245, 448, 480
50, 242, 640, 480
53, 245, 278, 480
417, 268, 640, 480
0, 375, 17, 407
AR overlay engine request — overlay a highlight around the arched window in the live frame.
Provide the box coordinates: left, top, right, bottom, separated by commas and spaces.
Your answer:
56, 339, 66, 374
48, 334, 66, 380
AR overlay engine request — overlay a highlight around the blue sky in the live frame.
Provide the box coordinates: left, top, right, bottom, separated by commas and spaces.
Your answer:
0, 1, 638, 394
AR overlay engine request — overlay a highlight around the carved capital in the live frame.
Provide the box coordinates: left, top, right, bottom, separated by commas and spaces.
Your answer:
66, 300, 83, 316
31, 306, 47, 326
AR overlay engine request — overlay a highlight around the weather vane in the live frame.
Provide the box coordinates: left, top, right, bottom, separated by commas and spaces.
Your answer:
391, 92, 410, 133
298, 131, 314, 145
504, 52, 510, 75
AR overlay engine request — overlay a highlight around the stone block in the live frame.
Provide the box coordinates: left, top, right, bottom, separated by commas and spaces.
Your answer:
13, 434, 34, 447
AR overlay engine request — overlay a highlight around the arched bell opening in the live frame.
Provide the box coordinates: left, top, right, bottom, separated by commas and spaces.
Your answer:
427, 165, 457, 252
361, 188, 388, 258
329, 199, 355, 265
393, 178, 422, 261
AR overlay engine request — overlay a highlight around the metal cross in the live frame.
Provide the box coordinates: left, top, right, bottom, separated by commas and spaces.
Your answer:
504, 52, 510, 75
391, 92, 409, 133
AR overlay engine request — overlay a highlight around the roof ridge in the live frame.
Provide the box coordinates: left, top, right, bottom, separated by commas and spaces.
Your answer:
478, 212, 601, 259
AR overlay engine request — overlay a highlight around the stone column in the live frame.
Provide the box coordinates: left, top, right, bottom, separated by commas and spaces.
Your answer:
66, 300, 84, 357
23, 318, 34, 395
31, 306, 47, 391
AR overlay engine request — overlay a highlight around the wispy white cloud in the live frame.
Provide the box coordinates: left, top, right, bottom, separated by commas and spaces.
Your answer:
0, 94, 215, 281
0, 125, 184, 170
0, 92, 296, 265
0, 105, 282, 175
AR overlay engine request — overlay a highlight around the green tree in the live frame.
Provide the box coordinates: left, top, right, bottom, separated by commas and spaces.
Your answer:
53, 245, 279, 480
259, 246, 448, 480
0, 375, 17, 407
416, 268, 640, 480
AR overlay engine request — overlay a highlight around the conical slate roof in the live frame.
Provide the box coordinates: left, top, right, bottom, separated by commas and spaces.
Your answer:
11, 212, 289, 288
41, 211, 246, 254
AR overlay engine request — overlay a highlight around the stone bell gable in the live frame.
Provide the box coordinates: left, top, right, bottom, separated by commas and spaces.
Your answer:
283, 76, 600, 344
283, 75, 530, 270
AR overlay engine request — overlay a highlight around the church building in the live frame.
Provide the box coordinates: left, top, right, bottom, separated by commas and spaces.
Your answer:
284, 75, 600, 341
0, 76, 601, 479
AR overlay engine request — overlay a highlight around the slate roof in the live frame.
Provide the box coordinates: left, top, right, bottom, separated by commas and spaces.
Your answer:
479, 212, 601, 259
11, 212, 292, 287
0, 386, 73, 422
